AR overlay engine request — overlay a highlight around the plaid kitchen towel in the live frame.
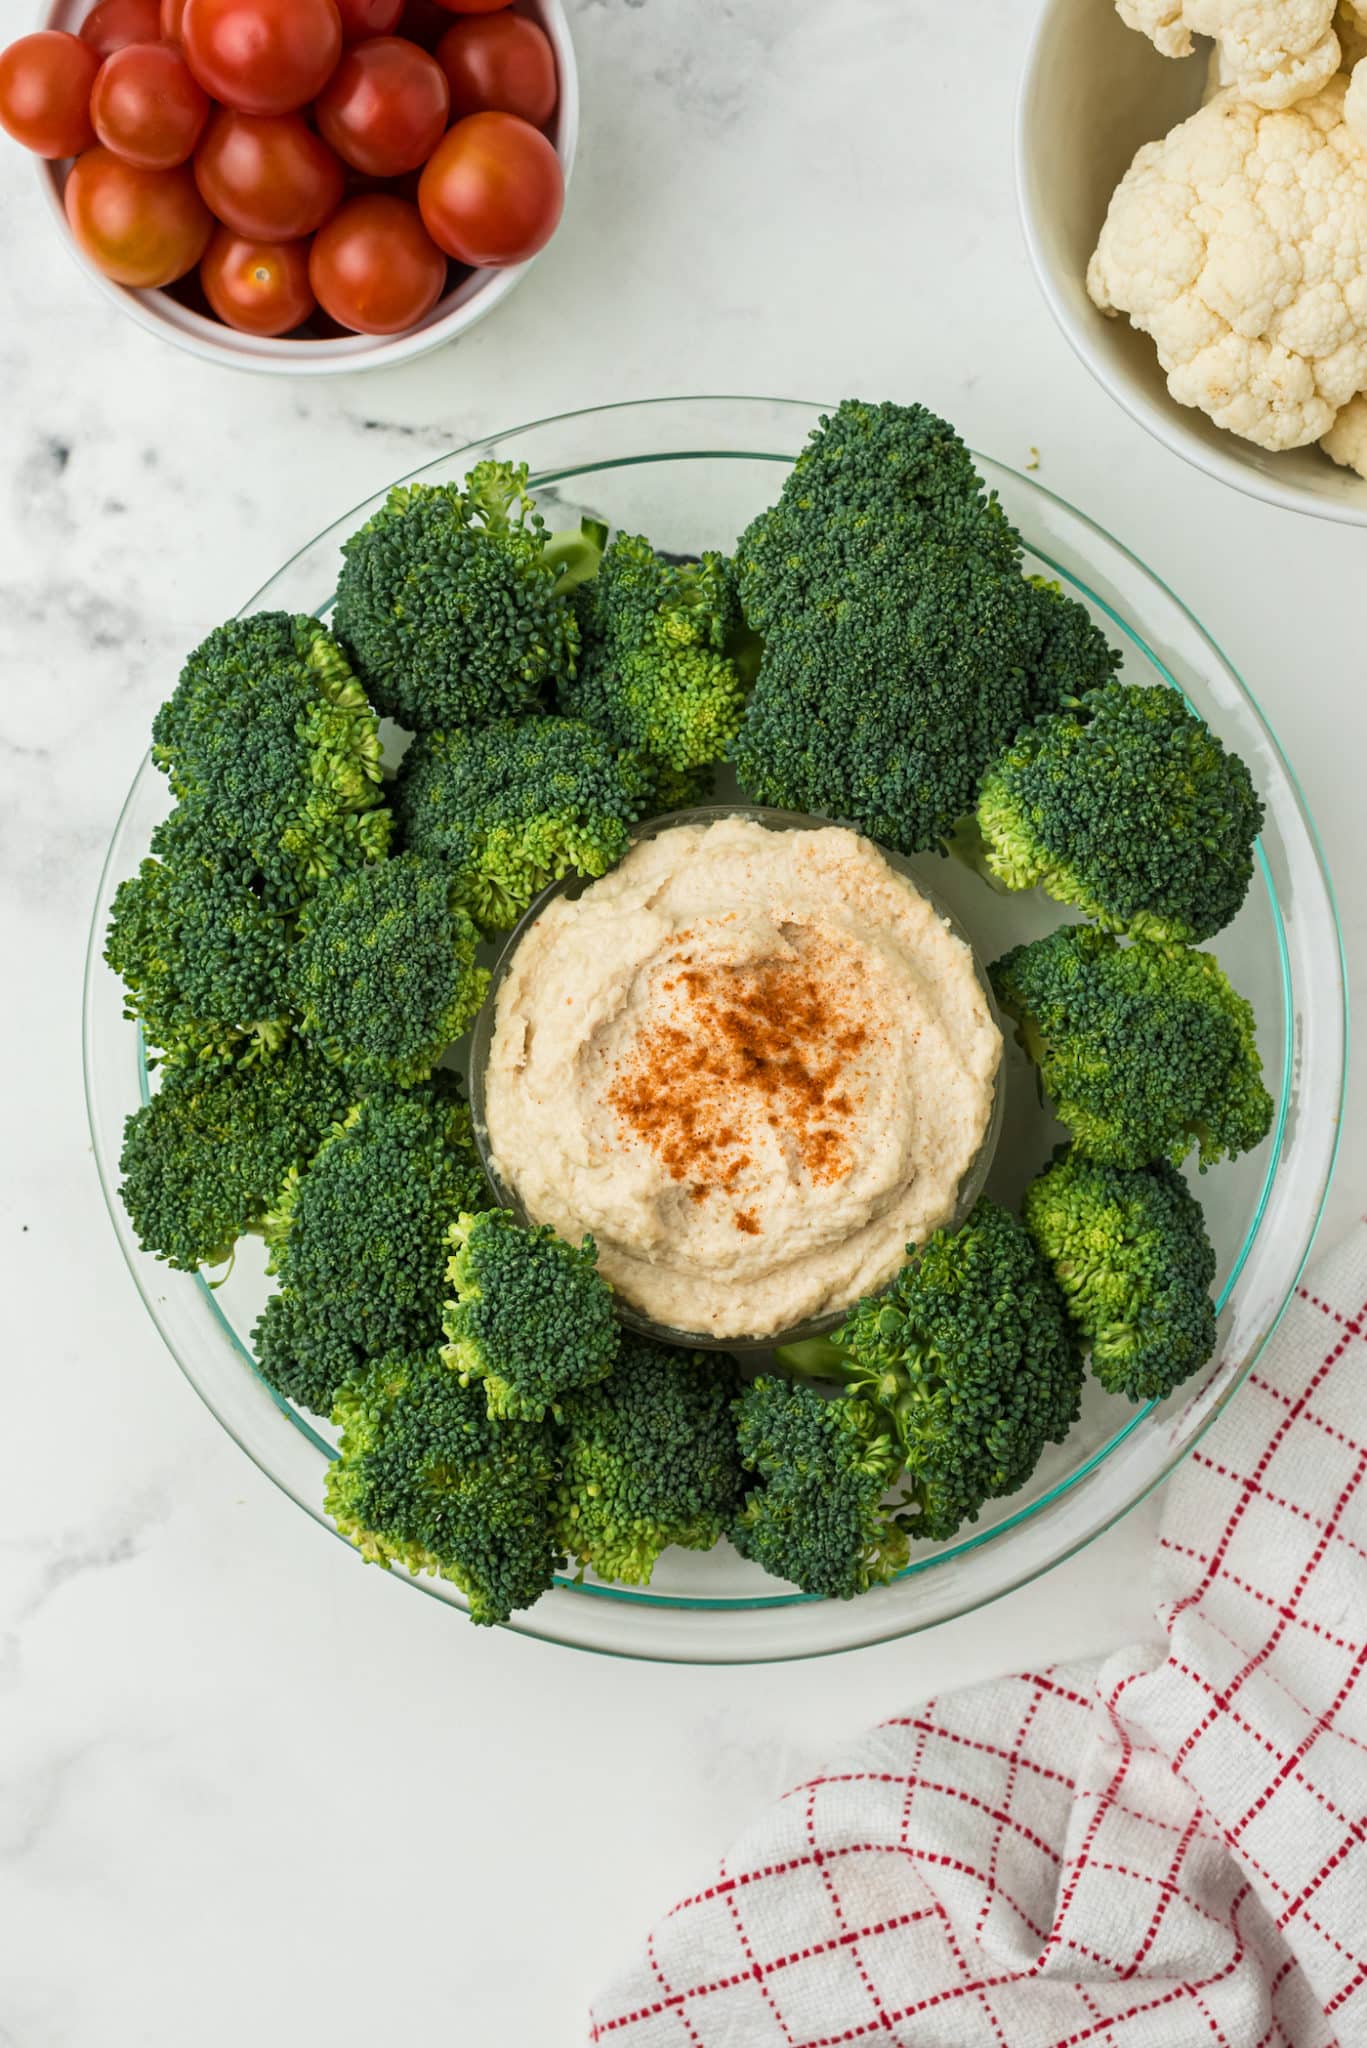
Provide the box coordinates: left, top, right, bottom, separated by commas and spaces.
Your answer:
590, 1225, 1367, 2047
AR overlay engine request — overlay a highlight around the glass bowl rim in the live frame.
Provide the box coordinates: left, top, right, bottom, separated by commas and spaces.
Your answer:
82, 395, 1350, 1659
465, 801, 1007, 1353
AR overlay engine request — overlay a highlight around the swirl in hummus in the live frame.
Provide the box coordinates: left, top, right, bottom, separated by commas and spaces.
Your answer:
481, 816, 1002, 1341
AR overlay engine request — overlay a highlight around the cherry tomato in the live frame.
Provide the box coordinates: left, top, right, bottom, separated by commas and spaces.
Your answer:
92, 42, 210, 169
336, 0, 404, 39
315, 37, 447, 178
181, 0, 342, 116
200, 223, 314, 333
432, 0, 512, 12
436, 13, 554, 125
0, 32, 99, 158
80, 0, 164, 60
195, 107, 343, 238
65, 145, 212, 284
160, 0, 189, 39
308, 192, 445, 332
418, 109, 560, 266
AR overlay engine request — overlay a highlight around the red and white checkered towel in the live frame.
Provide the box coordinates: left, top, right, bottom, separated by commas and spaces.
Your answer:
590, 1225, 1367, 2048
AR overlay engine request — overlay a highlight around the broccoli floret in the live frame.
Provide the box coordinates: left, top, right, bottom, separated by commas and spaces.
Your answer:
973, 683, 1264, 943
990, 925, 1274, 1171
394, 717, 651, 931
105, 807, 295, 1069
326, 1349, 562, 1626
560, 536, 754, 775
291, 853, 488, 1088
779, 1200, 1081, 1544
731, 1378, 913, 1600
255, 1077, 487, 1413
553, 1337, 742, 1584
442, 1209, 620, 1421
332, 468, 585, 732
151, 613, 389, 900
117, 1041, 352, 1271
643, 759, 717, 812
729, 401, 1118, 853
1025, 575, 1123, 719
1023, 1149, 1218, 1402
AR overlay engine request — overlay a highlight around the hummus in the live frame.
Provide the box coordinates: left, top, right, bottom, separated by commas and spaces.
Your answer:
481, 817, 1002, 1341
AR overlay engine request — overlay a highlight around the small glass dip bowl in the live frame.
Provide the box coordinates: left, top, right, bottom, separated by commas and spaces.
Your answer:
466, 803, 1007, 1355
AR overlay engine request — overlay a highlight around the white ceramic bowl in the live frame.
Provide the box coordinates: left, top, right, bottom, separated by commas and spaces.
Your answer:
33, 0, 578, 375
1017, 0, 1367, 527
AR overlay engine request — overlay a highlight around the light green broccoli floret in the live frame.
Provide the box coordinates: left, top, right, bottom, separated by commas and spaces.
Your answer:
394, 716, 651, 931
972, 682, 1263, 943
554, 1337, 742, 1585
291, 853, 489, 1089
561, 535, 756, 775
151, 612, 389, 901
990, 924, 1274, 1171
442, 1209, 621, 1422
1023, 1148, 1218, 1402
326, 1349, 562, 1626
333, 467, 588, 732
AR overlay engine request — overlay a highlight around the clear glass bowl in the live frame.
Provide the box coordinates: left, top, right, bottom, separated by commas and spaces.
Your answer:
83, 397, 1348, 1662
466, 802, 1007, 1354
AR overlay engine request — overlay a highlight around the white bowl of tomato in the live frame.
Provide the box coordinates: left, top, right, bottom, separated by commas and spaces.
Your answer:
5, 0, 576, 372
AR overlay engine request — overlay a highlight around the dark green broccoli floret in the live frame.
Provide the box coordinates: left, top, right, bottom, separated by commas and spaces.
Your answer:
442, 1209, 620, 1421
151, 613, 389, 901
553, 1337, 742, 1585
731, 1378, 913, 1600
560, 536, 756, 775
973, 682, 1263, 943
105, 807, 295, 1068
332, 467, 586, 732
394, 717, 651, 931
1025, 575, 1123, 719
326, 1349, 562, 1626
729, 401, 1118, 853
255, 1288, 368, 1417
117, 1042, 352, 1271
643, 760, 717, 812
990, 925, 1273, 1171
779, 1199, 1081, 1544
291, 853, 488, 1088
254, 1077, 487, 1414
1024, 1148, 1218, 1402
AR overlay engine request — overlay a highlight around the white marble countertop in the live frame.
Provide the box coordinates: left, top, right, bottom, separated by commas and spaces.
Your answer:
2, 0, 1363, 2040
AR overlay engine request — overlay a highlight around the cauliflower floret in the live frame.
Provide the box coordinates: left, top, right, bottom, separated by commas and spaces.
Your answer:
1118, 0, 1340, 107
1089, 77, 1367, 457
1320, 387, 1367, 466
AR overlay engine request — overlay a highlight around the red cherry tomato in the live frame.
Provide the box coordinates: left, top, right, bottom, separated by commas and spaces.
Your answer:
335, 0, 404, 39
0, 32, 99, 158
200, 224, 314, 333
432, 0, 512, 12
80, 0, 164, 60
92, 42, 210, 169
195, 107, 343, 238
308, 191, 445, 332
160, 0, 189, 39
436, 13, 554, 125
315, 37, 447, 178
418, 109, 560, 266
181, 0, 342, 115
65, 145, 212, 284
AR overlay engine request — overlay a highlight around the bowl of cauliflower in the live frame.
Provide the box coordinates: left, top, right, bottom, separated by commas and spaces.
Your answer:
1018, 0, 1367, 524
